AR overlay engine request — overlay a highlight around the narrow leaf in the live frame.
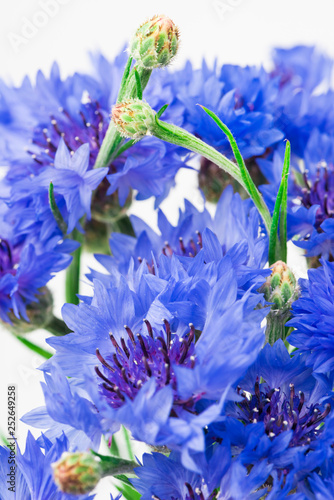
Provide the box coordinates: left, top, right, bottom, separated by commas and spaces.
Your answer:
115, 481, 141, 500
268, 141, 291, 265
48, 182, 67, 234
279, 142, 290, 262
117, 56, 133, 103
134, 68, 143, 100
198, 105, 270, 231
114, 139, 137, 159
157, 103, 169, 119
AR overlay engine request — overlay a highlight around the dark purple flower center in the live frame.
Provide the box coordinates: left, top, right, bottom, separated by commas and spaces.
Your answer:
0, 239, 15, 277
27, 97, 109, 168
296, 163, 334, 230
234, 379, 331, 447
95, 320, 198, 415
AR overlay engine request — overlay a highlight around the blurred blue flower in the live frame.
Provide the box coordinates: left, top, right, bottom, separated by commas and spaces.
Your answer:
289, 259, 334, 374
0, 431, 94, 500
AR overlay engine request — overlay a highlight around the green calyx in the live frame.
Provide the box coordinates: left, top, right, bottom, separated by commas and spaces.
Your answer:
130, 15, 179, 69
53, 452, 102, 495
260, 261, 299, 345
262, 261, 297, 310
112, 98, 156, 139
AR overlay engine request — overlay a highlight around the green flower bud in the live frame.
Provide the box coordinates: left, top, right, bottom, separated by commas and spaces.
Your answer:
130, 15, 179, 69
4, 287, 54, 335
112, 99, 155, 139
260, 261, 299, 345
53, 452, 102, 495
262, 261, 297, 310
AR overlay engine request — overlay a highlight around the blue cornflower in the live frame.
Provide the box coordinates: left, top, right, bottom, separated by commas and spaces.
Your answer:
10, 140, 108, 233
270, 46, 334, 158
271, 46, 333, 93
0, 202, 74, 323
130, 449, 272, 500
259, 130, 334, 258
23, 257, 267, 471
168, 59, 283, 160
93, 186, 268, 279
0, 431, 94, 499
211, 340, 333, 487
0, 50, 186, 213
288, 259, 334, 374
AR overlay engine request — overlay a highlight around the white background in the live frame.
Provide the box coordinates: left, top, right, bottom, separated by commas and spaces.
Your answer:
0, 0, 333, 497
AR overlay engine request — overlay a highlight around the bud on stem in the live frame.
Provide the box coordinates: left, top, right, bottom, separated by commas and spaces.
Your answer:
260, 261, 299, 345
53, 451, 138, 495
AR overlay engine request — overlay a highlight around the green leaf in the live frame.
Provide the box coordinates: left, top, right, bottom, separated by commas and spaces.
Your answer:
268, 141, 291, 265
48, 182, 67, 234
198, 105, 269, 220
114, 139, 137, 159
65, 229, 82, 305
122, 426, 135, 461
115, 481, 141, 500
156, 103, 169, 119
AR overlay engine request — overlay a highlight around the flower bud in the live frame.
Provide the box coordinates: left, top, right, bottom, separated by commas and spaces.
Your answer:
262, 261, 297, 310
53, 452, 102, 495
112, 99, 155, 139
260, 261, 299, 345
4, 287, 54, 335
130, 15, 179, 69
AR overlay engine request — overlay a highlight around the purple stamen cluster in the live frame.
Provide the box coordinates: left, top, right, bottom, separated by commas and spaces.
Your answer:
234, 379, 331, 446
95, 319, 197, 413
28, 98, 109, 168
296, 162, 334, 230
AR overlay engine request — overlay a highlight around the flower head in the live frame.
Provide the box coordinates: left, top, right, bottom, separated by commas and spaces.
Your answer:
130, 15, 179, 69
112, 99, 155, 139
289, 259, 334, 374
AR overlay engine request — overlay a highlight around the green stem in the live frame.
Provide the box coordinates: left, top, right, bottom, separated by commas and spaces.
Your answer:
152, 117, 272, 234
45, 315, 71, 336
94, 64, 152, 170
65, 230, 82, 305
91, 451, 137, 477
16, 336, 53, 359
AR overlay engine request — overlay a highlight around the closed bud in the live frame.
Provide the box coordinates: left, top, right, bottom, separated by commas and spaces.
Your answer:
130, 15, 179, 69
4, 287, 54, 335
260, 261, 299, 345
53, 452, 102, 495
262, 261, 297, 310
112, 99, 155, 139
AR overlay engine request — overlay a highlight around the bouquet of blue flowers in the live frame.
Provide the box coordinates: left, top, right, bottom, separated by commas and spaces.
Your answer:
1, 13, 334, 499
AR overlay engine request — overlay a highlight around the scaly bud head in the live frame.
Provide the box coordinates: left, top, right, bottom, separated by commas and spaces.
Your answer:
262, 261, 297, 310
112, 99, 155, 139
52, 452, 102, 495
130, 15, 179, 69
260, 261, 299, 345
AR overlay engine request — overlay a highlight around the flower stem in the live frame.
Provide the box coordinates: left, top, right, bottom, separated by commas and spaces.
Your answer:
152, 117, 272, 234
65, 229, 82, 305
16, 335, 53, 359
122, 426, 135, 461
94, 59, 152, 170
